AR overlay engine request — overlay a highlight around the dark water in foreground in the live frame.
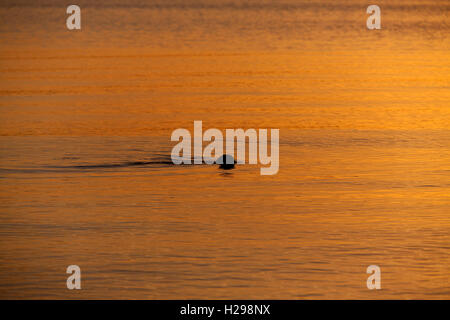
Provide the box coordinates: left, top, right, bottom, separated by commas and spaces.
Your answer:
1, 132, 449, 299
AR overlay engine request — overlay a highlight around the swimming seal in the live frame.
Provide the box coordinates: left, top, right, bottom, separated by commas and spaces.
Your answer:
217, 154, 235, 170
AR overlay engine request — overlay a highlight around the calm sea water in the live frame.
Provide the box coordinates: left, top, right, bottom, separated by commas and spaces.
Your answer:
0, 0, 449, 299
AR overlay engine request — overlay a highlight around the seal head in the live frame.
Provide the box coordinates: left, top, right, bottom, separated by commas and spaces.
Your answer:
217, 154, 235, 170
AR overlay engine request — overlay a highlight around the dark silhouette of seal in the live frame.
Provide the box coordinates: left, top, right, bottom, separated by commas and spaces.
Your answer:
217, 154, 235, 170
